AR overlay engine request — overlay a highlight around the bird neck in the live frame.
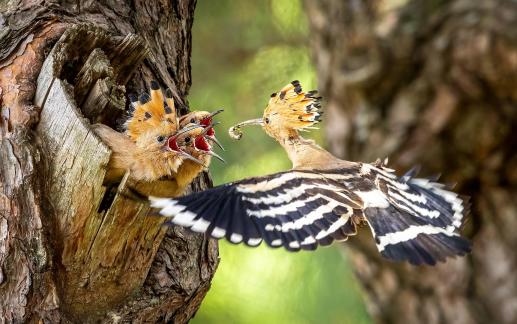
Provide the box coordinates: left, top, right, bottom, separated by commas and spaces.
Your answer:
131, 147, 179, 180
276, 130, 340, 169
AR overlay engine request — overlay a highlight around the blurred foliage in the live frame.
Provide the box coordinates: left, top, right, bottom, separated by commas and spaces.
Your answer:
189, 0, 372, 323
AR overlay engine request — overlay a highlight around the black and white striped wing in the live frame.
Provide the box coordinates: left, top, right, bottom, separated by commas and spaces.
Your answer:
359, 163, 471, 265
150, 170, 360, 251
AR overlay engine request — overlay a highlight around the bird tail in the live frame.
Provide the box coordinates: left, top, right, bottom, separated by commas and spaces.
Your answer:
364, 166, 471, 265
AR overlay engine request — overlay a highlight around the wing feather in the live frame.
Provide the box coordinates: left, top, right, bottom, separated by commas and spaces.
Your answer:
150, 169, 357, 251
150, 164, 471, 265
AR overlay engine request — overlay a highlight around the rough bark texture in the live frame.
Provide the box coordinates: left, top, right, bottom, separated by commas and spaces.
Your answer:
305, 1, 517, 323
0, 1, 218, 323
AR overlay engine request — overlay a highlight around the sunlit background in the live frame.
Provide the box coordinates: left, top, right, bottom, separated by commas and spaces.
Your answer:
188, 1, 371, 323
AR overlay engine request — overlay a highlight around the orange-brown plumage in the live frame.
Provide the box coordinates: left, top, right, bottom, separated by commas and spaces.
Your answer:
94, 82, 197, 184
93, 81, 223, 196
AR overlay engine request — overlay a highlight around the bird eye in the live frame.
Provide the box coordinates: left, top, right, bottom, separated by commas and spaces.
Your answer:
190, 118, 196, 123
157, 135, 165, 143
185, 137, 191, 143
265, 117, 270, 124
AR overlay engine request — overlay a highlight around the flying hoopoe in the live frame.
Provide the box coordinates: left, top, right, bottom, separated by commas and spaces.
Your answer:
93, 81, 215, 185
150, 81, 471, 266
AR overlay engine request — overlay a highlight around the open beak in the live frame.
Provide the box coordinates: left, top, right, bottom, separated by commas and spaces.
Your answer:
165, 124, 204, 153
194, 133, 225, 164
205, 135, 224, 151
228, 118, 264, 140
201, 121, 220, 136
200, 121, 225, 151
206, 150, 226, 164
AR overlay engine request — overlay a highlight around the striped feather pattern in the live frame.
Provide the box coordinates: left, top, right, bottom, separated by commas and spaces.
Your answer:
150, 163, 471, 264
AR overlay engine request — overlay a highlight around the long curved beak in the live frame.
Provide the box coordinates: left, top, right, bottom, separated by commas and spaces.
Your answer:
208, 109, 224, 118
205, 135, 224, 151
228, 118, 264, 140
176, 124, 204, 136
206, 150, 226, 164
200, 121, 225, 151
179, 151, 206, 167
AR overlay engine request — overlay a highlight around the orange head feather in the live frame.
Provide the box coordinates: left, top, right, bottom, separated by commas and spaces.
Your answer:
125, 81, 178, 141
229, 80, 322, 140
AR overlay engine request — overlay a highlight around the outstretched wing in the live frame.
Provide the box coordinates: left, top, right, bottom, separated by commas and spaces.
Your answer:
150, 169, 363, 251
150, 163, 471, 265
359, 163, 471, 265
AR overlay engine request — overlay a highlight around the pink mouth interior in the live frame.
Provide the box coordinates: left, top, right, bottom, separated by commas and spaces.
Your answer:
200, 117, 211, 126
195, 136, 210, 151
201, 118, 215, 136
168, 137, 180, 151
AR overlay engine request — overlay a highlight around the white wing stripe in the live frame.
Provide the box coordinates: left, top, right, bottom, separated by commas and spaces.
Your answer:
388, 191, 441, 218
377, 225, 457, 251
236, 172, 354, 193
315, 218, 348, 240
246, 193, 332, 218
278, 201, 340, 232
149, 196, 175, 209
211, 227, 226, 238
387, 184, 427, 204
160, 202, 186, 217
190, 218, 210, 232
173, 210, 197, 226
411, 179, 464, 228
242, 183, 340, 205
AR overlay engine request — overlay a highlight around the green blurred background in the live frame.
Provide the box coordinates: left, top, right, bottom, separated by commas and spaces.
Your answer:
189, 1, 371, 323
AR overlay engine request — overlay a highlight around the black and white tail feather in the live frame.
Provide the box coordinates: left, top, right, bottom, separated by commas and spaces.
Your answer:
150, 162, 470, 265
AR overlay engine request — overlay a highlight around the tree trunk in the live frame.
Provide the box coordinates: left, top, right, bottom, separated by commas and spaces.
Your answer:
0, 1, 218, 323
305, 0, 517, 323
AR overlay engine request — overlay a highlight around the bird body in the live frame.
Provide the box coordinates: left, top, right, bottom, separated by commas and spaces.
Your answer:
93, 81, 222, 195
150, 81, 471, 265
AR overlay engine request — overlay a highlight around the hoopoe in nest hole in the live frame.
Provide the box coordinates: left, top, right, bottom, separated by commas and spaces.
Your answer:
93, 80, 223, 193
150, 81, 471, 266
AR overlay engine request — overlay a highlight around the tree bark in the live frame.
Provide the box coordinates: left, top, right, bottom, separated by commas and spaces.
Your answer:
0, 1, 218, 323
305, 0, 517, 323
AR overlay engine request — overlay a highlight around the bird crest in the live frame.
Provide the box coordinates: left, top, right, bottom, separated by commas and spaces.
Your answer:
125, 81, 178, 141
229, 80, 322, 140
265, 80, 322, 130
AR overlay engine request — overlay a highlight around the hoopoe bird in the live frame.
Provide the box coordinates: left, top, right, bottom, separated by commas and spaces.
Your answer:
93, 81, 221, 187
150, 81, 471, 266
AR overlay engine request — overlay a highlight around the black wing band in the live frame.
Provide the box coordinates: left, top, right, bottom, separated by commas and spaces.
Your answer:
150, 170, 358, 251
